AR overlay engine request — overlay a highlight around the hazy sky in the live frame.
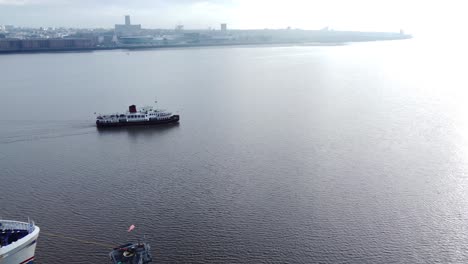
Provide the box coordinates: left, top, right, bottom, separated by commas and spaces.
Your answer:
0, 0, 466, 34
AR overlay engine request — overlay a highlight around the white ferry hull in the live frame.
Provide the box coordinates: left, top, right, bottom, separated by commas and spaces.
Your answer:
0, 233, 38, 264
0, 221, 40, 264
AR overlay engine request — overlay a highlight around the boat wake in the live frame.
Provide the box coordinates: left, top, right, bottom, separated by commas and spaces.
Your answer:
0, 121, 96, 145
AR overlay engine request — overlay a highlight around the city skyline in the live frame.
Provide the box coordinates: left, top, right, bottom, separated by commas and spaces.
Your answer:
0, 0, 466, 36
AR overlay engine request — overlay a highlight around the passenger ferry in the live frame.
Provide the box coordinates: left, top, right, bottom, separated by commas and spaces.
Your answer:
0, 219, 40, 264
96, 103, 179, 128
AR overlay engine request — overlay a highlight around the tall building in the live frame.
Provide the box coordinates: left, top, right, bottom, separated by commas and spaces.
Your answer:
221, 23, 227, 31
115, 15, 141, 36
125, 15, 131, 26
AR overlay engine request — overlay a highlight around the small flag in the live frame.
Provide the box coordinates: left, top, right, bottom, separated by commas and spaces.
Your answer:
128, 224, 135, 232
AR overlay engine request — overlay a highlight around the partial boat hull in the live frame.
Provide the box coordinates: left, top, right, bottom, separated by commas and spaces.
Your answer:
0, 234, 38, 264
96, 115, 179, 128
0, 221, 40, 264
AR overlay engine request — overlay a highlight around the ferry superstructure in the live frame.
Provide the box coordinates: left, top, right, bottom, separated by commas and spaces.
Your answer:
96, 104, 179, 128
0, 220, 40, 264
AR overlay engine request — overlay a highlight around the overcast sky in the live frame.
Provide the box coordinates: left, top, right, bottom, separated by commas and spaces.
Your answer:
0, 0, 466, 35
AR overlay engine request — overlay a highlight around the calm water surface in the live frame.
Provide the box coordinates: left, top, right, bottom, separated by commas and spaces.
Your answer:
1, 41, 468, 263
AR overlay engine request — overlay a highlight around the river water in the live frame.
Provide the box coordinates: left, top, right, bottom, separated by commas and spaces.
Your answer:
1, 40, 468, 263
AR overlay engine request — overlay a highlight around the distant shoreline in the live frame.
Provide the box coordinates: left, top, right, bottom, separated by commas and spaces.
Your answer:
0, 39, 409, 55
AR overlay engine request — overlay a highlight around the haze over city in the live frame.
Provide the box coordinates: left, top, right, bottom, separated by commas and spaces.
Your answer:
0, 0, 466, 36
